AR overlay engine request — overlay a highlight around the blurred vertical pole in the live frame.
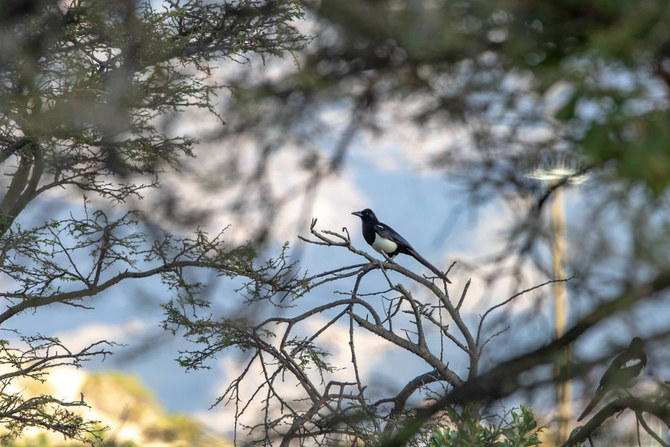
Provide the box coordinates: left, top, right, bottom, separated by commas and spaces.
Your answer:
525, 151, 584, 442
551, 184, 571, 442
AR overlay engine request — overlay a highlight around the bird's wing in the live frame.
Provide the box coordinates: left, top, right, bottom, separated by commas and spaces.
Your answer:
600, 350, 645, 389
375, 223, 451, 283
373, 222, 451, 283
579, 340, 647, 423
374, 223, 414, 248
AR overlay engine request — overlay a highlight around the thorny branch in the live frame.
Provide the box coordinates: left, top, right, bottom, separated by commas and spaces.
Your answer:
0, 332, 112, 443
1, 203, 252, 323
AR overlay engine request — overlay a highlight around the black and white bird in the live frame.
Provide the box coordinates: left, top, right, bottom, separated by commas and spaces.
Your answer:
577, 337, 647, 422
352, 208, 450, 283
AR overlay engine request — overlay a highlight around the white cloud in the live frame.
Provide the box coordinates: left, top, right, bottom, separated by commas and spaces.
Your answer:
141, 131, 368, 245
55, 319, 146, 352
47, 367, 87, 400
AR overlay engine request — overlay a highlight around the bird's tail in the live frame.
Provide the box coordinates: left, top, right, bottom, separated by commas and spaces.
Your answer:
577, 388, 606, 422
407, 248, 451, 284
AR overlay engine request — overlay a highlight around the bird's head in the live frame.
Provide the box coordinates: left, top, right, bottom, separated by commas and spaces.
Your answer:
630, 337, 644, 351
352, 208, 377, 221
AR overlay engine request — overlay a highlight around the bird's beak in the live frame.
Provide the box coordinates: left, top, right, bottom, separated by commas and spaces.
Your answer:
352, 211, 363, 217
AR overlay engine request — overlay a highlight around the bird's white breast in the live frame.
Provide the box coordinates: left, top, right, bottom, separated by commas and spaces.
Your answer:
372, 233, 397, 255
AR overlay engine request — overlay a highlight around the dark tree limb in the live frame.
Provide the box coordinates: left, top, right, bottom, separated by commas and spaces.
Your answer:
564, 395, 670, 447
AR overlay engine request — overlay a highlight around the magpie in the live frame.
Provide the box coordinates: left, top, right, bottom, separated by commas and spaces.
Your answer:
352, 208, 451, 283
577, 337, 647, 422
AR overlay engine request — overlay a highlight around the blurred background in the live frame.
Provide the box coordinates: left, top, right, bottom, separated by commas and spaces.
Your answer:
2, 0, 670, 445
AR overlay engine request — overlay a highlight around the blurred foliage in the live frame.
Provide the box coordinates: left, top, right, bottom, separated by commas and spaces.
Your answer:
0, 0, 307, 232
222, 0, 670, 197
428, 406, 543, 447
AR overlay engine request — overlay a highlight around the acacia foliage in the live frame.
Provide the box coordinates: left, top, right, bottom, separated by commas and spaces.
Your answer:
0, 0, 306, 441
